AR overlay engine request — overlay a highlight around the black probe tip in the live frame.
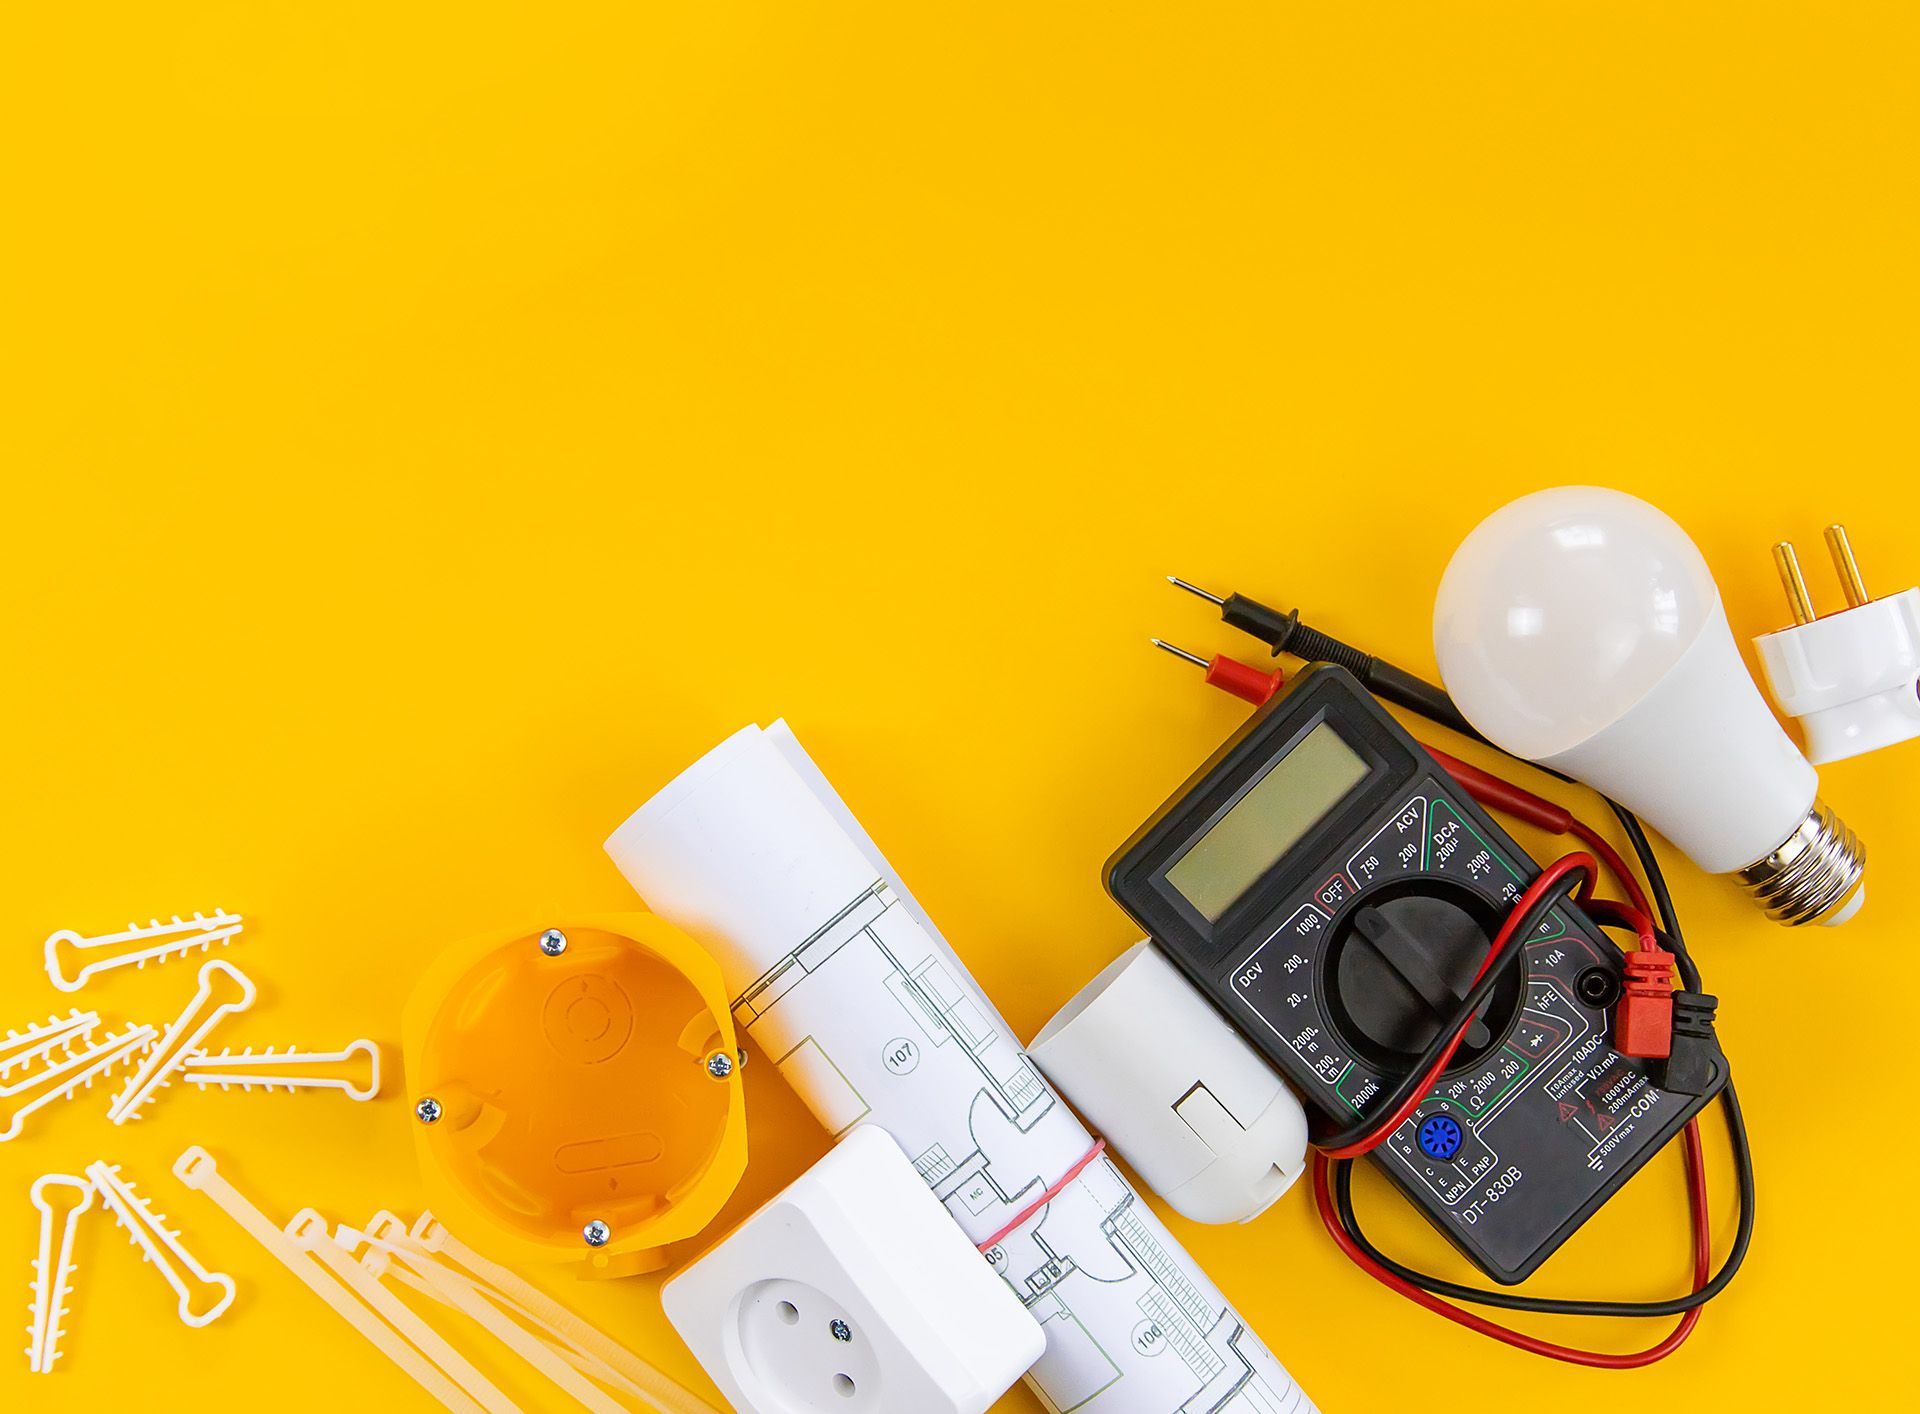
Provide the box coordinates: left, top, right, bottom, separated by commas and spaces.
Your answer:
1167, 576, 1227, 606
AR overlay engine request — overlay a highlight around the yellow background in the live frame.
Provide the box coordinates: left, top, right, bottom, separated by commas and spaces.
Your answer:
4, 3, 1917, 1409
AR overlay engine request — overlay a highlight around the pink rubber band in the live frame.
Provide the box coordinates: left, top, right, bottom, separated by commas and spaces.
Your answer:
975, 1139, 1108, 1253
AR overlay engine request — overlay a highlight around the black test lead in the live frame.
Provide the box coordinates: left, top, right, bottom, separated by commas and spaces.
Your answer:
1168, 576, 1481, 739
1145, 585, 1752, 1360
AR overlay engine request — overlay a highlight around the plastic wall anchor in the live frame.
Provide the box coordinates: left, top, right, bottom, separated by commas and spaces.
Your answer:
26, 1174, 93, 1374
85, 1161, 235, 1327
410, 1211, 721, 1414
108, 960, 256, 1125
44, 911, 245, 993
180, 1039, 382, 1101
1, 1024, 157, 1144
1, 1012, 101, 1080
171, 1146, 483, 1414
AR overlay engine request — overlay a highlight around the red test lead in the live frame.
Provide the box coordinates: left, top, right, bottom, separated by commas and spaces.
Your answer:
1137, 581, 1748, 1368
1150, 639, 1284, 705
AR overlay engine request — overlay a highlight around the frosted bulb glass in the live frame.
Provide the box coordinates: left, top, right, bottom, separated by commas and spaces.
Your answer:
1434, 487, 1864, 927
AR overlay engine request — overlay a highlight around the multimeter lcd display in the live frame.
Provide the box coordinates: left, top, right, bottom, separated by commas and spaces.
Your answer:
1164, 722, 1368, 921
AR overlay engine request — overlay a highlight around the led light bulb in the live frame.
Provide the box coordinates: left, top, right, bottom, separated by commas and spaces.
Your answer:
1433, 486, 1865, 927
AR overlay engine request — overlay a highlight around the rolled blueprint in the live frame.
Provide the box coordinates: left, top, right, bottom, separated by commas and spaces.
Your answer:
606, 722, 1317, 1414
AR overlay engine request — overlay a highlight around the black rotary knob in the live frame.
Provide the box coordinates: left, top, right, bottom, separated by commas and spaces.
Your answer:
1327, 886, 1517, 1070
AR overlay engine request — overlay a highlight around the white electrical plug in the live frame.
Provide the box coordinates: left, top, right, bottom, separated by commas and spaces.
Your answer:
1755, 525, 1920, 764
662, 1125, 1045, 1414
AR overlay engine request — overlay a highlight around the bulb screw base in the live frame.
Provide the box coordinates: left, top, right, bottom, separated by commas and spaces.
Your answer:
1736, 800, 1866, 926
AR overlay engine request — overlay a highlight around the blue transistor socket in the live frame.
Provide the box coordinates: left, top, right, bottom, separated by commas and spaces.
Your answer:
1418, 1113, 1464, 1162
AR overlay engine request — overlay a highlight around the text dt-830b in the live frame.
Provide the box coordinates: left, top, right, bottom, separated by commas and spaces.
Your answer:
1106, 665, 1723, 1283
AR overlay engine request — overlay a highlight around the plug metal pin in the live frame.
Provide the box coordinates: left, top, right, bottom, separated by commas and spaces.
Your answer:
1773, 541, 1816, 626
1824, 523, 1870, 608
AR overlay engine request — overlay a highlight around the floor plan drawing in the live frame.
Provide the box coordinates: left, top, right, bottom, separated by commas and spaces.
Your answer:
608, 720, 1319, 1413
733, 878, 1314, 1414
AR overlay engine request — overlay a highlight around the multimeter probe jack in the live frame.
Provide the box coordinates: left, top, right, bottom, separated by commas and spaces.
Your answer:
1136, 584, 1751, 1368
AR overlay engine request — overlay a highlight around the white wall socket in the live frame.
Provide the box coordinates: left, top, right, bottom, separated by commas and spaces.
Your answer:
662, 1124, 1045, 1414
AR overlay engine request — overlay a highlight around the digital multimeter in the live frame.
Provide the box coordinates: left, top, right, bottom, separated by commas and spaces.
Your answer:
1106, 665, 1723, 1283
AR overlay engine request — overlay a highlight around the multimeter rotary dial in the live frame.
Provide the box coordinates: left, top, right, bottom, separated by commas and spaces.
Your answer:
1322, 880, 1521, 1073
